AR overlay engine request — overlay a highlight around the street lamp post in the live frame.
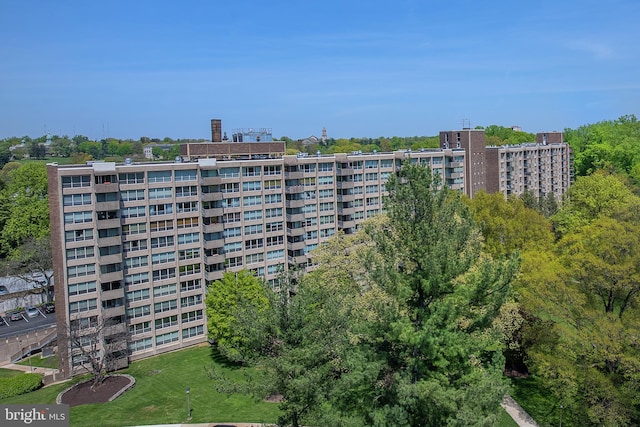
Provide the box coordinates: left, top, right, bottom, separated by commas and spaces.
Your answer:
186, 387, 191, 419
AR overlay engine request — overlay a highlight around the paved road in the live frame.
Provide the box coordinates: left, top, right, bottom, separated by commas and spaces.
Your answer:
0, 310, 56, 339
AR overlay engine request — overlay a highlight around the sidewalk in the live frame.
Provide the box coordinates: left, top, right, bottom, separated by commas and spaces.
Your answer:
1, 362, 59, 376
502, 395, 539, 427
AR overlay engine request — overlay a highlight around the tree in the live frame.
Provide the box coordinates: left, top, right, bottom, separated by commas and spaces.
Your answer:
4, 237, 54, 303
0, 163, 49, 255
205, 270, 270, 361
67, 315, 128, 388
340, 162, 517, 426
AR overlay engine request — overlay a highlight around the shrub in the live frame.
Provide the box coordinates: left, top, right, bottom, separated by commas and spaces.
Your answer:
0, 373, 43, 398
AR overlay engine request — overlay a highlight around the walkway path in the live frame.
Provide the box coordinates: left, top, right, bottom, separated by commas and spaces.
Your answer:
1, 362, 59, 376
502, 395, 539, 427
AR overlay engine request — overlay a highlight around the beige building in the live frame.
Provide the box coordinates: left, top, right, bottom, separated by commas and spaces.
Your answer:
48, 127, 571, 377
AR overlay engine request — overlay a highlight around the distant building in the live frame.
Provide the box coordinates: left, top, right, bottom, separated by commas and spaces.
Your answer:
143, 144, 174, 159
47, 119, 573, 378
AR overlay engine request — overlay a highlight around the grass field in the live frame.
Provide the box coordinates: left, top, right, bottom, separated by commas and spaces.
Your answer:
16, 354, 59, 369
2, 343, 520, 426
0, 368, 24, 379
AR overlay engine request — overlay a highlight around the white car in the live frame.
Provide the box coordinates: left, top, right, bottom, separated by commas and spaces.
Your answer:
25, 306, 39, 318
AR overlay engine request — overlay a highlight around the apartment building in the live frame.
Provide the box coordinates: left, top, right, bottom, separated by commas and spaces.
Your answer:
48, 125, 571, 377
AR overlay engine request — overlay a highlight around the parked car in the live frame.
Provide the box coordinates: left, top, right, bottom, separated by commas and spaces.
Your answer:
43, 302, 55, 313
25, 306, 39, 318
8, 310, 23, 321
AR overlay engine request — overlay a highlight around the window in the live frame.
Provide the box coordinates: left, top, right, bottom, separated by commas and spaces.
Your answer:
179, 264, 201, 276
244, 224, 263, 235
155, 315, 178, 330
129, 322, 151, 336
149, 220, 173, 232
127, 305, 151, 319
221, 197, 240, 208
365, 160, 378, 169
62, 175, 91, 188
66, 246, 94, 260
153, 268, 176, 281
243, 195, 262, 206
180, 294, 202, 308
319, 202, 333, 212
121, 189, 145, 201
366, 185, 379, 194
179, 248, 199, 260
223, 212, 241, 223
100, 263, 122, 274
126, 288, 150, 302
63, 193, 92, 206
267, 249, 284, 260
180, 279, 201, 292
148, 187, 172, 199
96, 210, 118, 220
242, 166, 261, 177
366, 197, 379, 206
129, 337, 152, 352
67, 263, 95, 278
101, 281, 122, 292
319, 189, 333, 199
264, 179, 281, 190
123, 255, 147, 269
222, 227, 242, 238
366, 172, 378, 181
148, 170, 171, 183
123, 239, 147, 253
264, 165, 281, 176
151, 236, 174, 248
225, 256, 242, 268
96, 193, 118, 203
182, 325, 204, 339
178, 232, 199, 245
265, 207, 282, 218
69, 298, 97, 314
267, 263, 284, 275
266, 221, 283, 233
301, 164, 316, 173
125, 272, 149, 286
154, 299, 177, 314
318, 162, 333, 172
68, 281, 97, 296
318, 176, 333, 185
224, 241, 242, 253
177, 217, 198, 229
153, 283, 177, 297
181, 309, 203, 323
65, 228, 93, 242
122, 206, 146, 218
246, 253, 264, 265
220, 183, 239, 193
176, 186, 198, 197
149, 203, 173, 216
174, 169, 197, 181
152, 251, 175, 265
380, 159, 393, 168
95, 174, 115, 185
219, 167, 239, 178
320, 228, 336, 238
264, 194, 282, 204
305, 230, 318, 240
320, 215, 334, 224
156, 331, 179, 346
266, 235, 284, 247
244, 210, 263, 221
245, 238, 263, 250
176, 201, 198, 213
122, 223, 146, 235
64, 211, 92, 224
119, 172, 144, 184
302, 177, 315, 187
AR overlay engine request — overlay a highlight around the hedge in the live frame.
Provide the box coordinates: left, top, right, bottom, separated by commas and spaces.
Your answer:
0, 373, 43, 399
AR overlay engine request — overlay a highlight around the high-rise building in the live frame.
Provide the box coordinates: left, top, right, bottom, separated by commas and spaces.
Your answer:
48, 124, 572, 377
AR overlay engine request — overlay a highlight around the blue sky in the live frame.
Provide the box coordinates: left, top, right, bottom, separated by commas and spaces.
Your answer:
1, 0, 638, 140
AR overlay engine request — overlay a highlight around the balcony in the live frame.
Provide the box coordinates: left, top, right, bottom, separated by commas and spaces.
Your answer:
99, 271, 123, 283
285, 199, 305, 209
200, 176, 221, 186
99, 253, 122, 266
95, 182, 117, 193
338, 219, 355, 229
98, 236, 121, 247
287, 240, 305, 251
202, 207, 223, 218
201, 192, 223, 202
101, 288, 124, 301
288, 255, 307, 265
336, 181, 354, 189
285, 185, 304, 194
102, 305, 125, 319
204, 270, 224, 282
288, 227, 305, 237
103, 322, 127, 337
203, 223, 224, 233
96, 218, 120, 230
203, 239, 224, 250
286, 212, 306, 222
284, 171, 305, 179
336, 194, 355, 202
95, 201, 119, 211
336, 167, 354, 175
203, 253, 225, 265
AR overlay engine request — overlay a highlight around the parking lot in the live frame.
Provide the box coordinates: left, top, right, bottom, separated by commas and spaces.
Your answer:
0, 307, 56, 339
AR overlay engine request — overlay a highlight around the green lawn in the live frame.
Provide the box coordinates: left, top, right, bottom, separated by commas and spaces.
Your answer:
0, 368, 24, 379
1, 344, 280, 427
16, 354, 59, 369
2, 344, 523, 427
511, 376, 579, 427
